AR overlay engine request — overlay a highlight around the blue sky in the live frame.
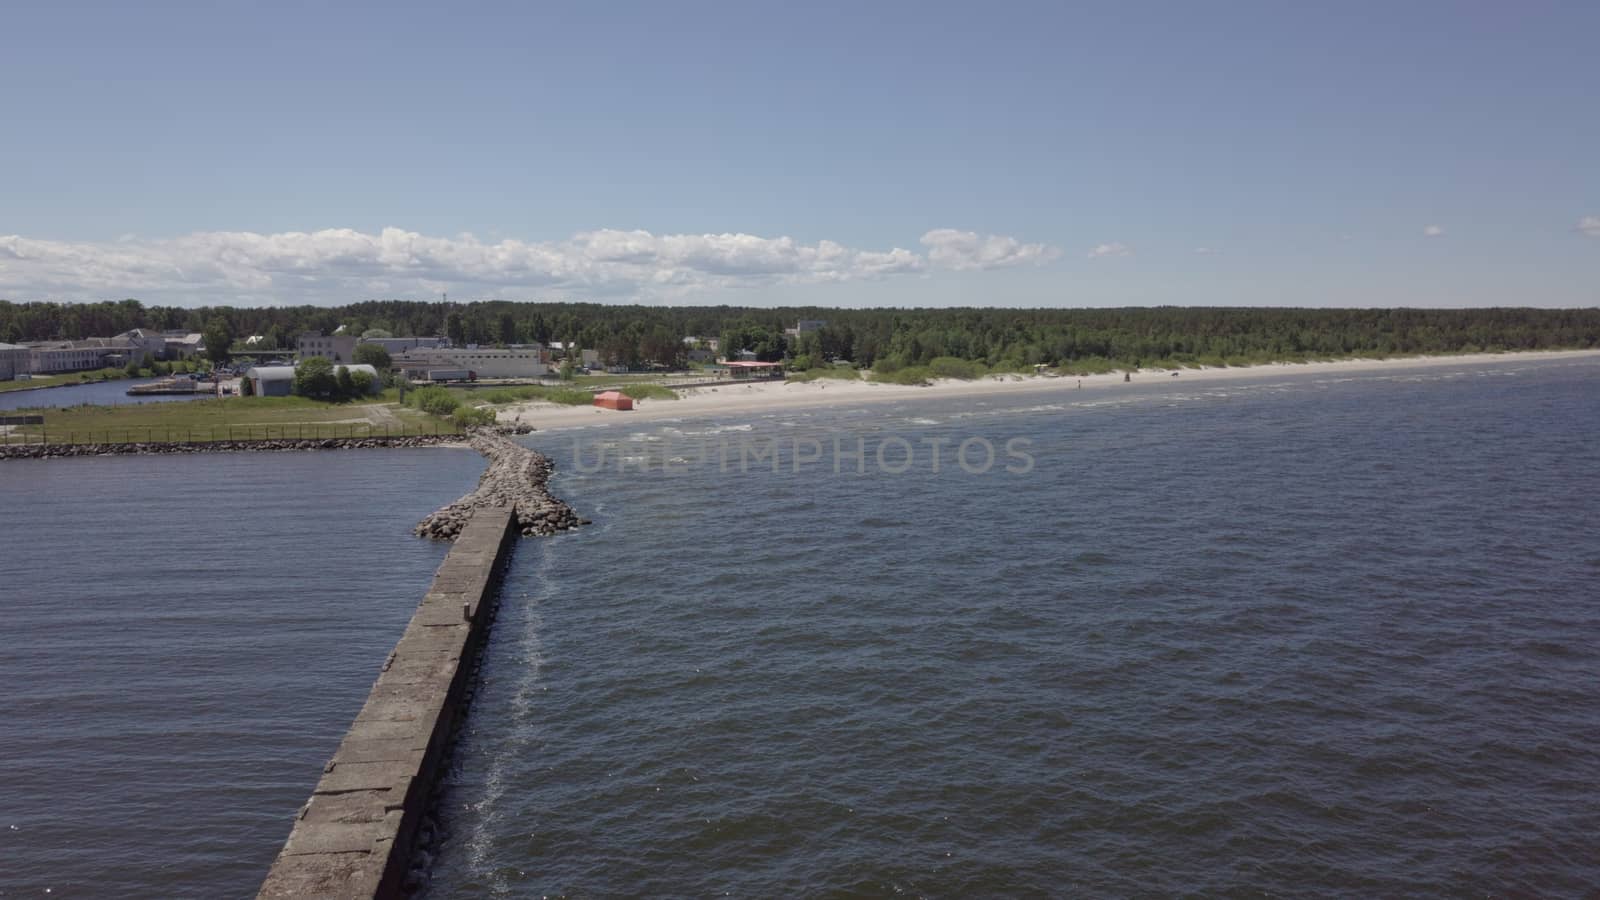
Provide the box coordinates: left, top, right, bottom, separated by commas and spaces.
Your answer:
1, 0, 1596, 307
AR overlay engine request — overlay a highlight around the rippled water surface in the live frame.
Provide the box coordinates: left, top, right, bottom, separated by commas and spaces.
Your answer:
0, 378, 218, 410
427, 358, 1600, 897
0, 449, 485, 897
2, 358, 1598, 898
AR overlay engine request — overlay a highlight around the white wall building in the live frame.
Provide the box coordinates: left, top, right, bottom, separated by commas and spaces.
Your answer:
245, 365, 296, 397
362, 336, 449, 355
163, 332, 205, 359
395, 346, 549, 379
27, 341, 122, 374
0, 342, 29, 380
112, 329, 170, 362
297, 331, 358, 363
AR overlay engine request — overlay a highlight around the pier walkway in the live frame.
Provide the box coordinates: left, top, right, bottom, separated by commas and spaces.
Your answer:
258, 507, 515, 898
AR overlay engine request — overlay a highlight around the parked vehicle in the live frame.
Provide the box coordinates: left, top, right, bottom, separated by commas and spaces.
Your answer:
428, 368, 477, 383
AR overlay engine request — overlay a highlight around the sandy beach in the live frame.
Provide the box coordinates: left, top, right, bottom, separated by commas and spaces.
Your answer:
498, 350, 1600, 433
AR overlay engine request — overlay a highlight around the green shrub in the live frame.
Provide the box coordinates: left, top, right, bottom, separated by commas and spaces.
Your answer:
1057, 356, 1116, 375
788, 366, 861, 383
410, 385, 461, 416
353, 343, 392, 370
452, 405, 497, 427
522, 386, 593, 405
484, 390, 518, 404
620, 384, 678, 401
868, 366, 932, 385
294, 357, 338, 399
925, 356, 983, 379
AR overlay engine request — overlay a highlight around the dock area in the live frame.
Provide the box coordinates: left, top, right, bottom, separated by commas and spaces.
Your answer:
126, 379, 221, 395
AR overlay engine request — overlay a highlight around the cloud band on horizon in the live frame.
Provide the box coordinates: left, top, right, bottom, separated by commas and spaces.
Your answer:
0, 226, 1060, 305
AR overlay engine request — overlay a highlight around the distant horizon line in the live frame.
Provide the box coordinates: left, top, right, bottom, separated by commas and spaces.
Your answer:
4, 298, 1599, 313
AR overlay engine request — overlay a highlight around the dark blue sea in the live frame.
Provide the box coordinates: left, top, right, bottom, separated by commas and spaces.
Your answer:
2, 355, 1597, 897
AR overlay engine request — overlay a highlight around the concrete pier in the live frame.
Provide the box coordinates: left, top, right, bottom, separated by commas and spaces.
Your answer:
258, 507, 516, 898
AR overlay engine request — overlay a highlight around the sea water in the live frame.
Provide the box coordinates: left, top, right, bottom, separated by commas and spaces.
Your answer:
427, 356, 1600, 896
2, 357, 1597, 896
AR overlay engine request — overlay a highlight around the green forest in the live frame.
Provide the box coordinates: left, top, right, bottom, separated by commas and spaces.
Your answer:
2, 299, 1596, 372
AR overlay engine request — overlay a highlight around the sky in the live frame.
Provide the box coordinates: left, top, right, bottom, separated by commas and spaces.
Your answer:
1, 0, 1596, 308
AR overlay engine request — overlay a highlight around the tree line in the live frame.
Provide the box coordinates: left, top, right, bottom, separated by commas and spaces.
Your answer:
3, 299, 1596, 371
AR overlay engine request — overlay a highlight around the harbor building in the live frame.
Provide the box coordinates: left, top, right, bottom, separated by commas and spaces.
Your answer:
244, 366, 296, 397
0, 342, 29, 380
360, 336, 450, 355
395, 345, 550, 380
297, 331, 358, 363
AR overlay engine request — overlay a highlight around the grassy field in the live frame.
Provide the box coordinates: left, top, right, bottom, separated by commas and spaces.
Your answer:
787, 367, 862, 383
570, 373, 677, 385
0, 375, 72, 393
617, 383, 679, 401
1, 396, 454, 445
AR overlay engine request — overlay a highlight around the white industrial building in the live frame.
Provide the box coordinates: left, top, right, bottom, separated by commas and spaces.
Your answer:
244, 365, 297, 397
395, 346, 549, 379
243, 363, 382, 396
297, 331, 358, 363
27, 340, 135, 373
0, 342, 29, 380
361, 336, 449, 355
162, 332, 205, 359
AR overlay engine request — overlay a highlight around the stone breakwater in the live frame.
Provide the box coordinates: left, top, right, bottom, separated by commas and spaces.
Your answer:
258, 508, 517, 899
413, 432, 583, 541
0, 435, 464, 460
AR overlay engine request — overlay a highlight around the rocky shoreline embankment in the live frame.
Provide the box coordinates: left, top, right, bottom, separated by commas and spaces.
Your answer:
0, 434, 464, 459
414, 431, 584, 540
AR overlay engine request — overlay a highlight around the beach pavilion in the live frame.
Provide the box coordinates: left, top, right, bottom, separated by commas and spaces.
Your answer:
725, 360, 784, 379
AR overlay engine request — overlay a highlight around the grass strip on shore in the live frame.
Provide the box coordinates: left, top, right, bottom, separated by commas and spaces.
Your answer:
1, 396, 454, 445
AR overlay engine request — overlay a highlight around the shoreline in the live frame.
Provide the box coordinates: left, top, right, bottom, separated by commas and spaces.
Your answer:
0, 434, 470, 460
499, 349, 1600, 433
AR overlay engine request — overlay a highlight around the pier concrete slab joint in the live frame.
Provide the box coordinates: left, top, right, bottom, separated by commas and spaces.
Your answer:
258, 507, 514, 899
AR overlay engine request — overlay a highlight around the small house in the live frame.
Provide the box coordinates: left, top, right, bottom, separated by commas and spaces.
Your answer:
593, 391, 633, 411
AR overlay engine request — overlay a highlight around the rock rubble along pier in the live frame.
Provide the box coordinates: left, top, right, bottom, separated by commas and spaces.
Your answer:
414, 432, 582, 540
0, 434, 464, 460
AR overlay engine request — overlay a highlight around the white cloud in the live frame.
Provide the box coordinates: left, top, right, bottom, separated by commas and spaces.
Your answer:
918, 229, 1060, 271
1422, 224, 1445, 237
0, 225, 1054, 304
1086, 242, 1132, 259
1193, 246, 1217, 255
1577, 216, 1600, 237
